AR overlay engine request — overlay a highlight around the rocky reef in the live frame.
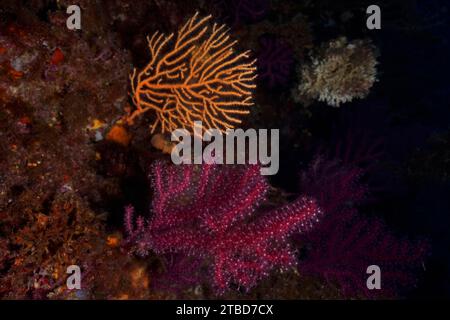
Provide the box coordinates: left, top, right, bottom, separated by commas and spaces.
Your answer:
1, 0, 448, 300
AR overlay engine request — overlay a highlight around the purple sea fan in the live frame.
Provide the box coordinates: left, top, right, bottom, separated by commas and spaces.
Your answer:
299, 156, 367, 215
124, 162, 321, 292
297, 156, 429, 298
257, 35, 295, 88
212, 0, 270, 28
299, 209, 429, 298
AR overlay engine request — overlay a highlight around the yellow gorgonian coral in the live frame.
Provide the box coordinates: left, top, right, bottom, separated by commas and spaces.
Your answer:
297, 37, 378, 107
127, 12, 257, 134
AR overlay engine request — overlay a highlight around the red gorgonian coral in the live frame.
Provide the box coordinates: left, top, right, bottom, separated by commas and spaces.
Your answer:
257, 35, 294, 88
212, 0, 270, 28
124, 162, 321, 292
297, 156, 428, 298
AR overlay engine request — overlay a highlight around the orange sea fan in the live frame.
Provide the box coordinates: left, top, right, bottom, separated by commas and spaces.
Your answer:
127, 12, 257, 134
